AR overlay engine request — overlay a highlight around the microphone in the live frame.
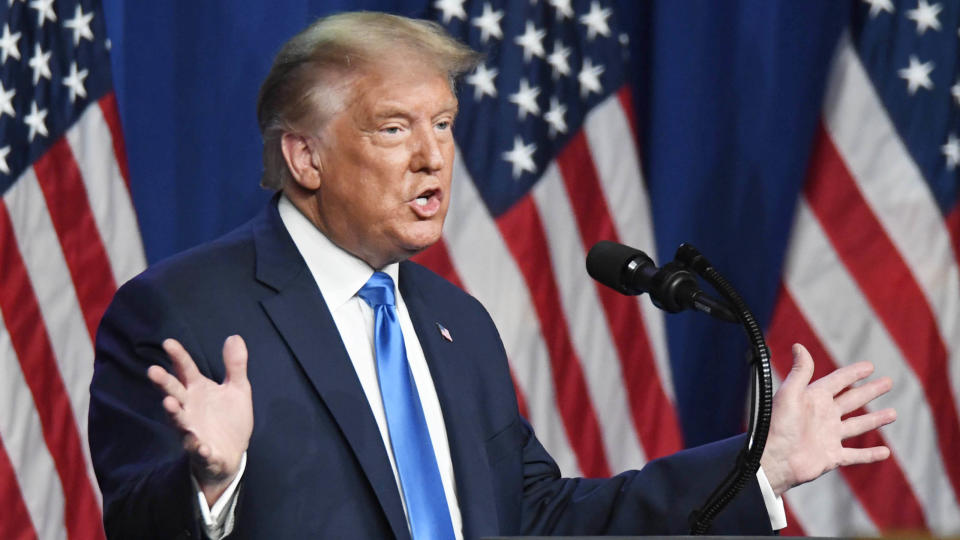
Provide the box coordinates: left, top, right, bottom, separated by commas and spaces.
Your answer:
586, 240, 738, 323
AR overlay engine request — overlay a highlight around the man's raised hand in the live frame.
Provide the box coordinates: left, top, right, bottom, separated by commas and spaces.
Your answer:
760, 343, 897, 497
146, 335, 254, 505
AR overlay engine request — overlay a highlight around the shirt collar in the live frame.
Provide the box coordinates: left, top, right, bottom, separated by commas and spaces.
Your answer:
277, 194, 399, 310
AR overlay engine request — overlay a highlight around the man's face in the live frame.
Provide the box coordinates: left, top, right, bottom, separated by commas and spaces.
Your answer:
309, 58, 458, 268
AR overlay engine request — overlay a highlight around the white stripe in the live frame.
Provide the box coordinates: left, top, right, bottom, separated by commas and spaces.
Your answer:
0, 310, 68, 540
823, 33, 960, 412
3, 170, 101, 507
443, 152, 580, 475
66, 102, 147, 286
783, 202, 960, 534
784, 471, 877, 536
583, 94, 674, 401
532, 162, 647, 471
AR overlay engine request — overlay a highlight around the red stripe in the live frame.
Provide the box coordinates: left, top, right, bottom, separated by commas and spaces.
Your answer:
412, 242, 532, 420
0, 203, 106, 540
33, 138, 118, 342
555, 129, 684, 459
947, 202, 960, 273
0, 439, 37, 540
98, 92, 131, 190
615, 86, 640, 148
410, 240, 465, 290
767, 284, 927, 531
497, 195, 611, 477
780, 500, 807, 536
805, 124, 960, 502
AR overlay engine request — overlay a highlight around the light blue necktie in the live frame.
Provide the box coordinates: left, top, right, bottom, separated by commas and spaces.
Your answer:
358, 272, 455, 540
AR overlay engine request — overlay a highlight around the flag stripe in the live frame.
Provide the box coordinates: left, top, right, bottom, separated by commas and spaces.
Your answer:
66, 100, 147, 287
496, 194, 611, 477
0, 203, 105, 540
783, 201, 960, 533
532, 162, 647, 472
767, 286, 927, 531
3, 169, 99, 506
97, 93, 131, 189
554, 128, 683, 460
780, 501, 806, 537
804, 126, 960, 506
0, 439, 37, 540
32, 138, 117, 343
444, 154, 579, 475
582, 91, 674, 403
0, 311, 59, 540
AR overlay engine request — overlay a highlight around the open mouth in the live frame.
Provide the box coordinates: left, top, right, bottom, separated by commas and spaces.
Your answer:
410, 188, 442, 217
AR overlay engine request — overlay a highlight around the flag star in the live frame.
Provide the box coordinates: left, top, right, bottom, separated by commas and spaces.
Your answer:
434, 0, 466, 24
515, 21, 546, 62
906, 0, 942, 34
544, 97, 568, 137
863, 0, 894, 17
28, 43, 51, 84
0, 24, 21, 63
509, 78, 541, 120
0, 81, 15, 119
578, 57, 605, 98
580, 1, 613, 40
28, 0, 56, 27
24, 100, 48, 141
64, 4, 95, 46
547, 41, 571, 78
548, 0, 574, 19
62, 61, 88, 103
466, 63, 498, 100
943, 134, 960, 170
0, 146, 9, 175
471, 3, 503, 43
897, 55, 934, 94
502, 136, 537, 179
952, 79, 960, 106
8, 0, 25, 5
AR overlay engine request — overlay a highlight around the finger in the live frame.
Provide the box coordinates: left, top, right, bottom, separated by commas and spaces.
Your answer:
835, 376, 893, 415
147, 365, 187, 402
222, 335, 249, 387
162, 338, 204, 384
162, 395, 183, 417
816, 360, 875, 396
839, 445, 891, 466
841, 408, 897, 440
778, 343, 815, 397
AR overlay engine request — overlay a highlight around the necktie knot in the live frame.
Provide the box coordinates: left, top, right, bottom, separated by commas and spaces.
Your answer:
358, 272, 396, 308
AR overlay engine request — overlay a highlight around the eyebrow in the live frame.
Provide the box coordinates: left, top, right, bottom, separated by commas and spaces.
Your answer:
371, 101, 459, 122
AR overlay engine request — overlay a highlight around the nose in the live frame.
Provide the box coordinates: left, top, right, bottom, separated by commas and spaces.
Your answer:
410, 124, 445, 173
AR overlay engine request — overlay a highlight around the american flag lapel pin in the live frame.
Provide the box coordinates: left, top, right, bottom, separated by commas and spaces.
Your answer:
436, 322, 453, 342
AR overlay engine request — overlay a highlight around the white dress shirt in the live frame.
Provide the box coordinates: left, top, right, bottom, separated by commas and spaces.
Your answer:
197, 195, 784, 537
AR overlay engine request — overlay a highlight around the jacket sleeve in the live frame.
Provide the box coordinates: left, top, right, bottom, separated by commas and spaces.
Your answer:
514, 418, 774, 536
88, 275, 215, 539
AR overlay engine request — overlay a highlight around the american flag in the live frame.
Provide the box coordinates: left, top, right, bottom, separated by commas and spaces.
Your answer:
0, 0, 143, 538
767, 0, 960, 535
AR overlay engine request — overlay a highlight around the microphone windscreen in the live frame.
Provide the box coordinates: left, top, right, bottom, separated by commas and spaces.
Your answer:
586, 240, 640, 293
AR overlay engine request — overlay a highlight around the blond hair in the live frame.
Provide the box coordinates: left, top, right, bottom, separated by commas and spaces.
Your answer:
256, 11, 482, 190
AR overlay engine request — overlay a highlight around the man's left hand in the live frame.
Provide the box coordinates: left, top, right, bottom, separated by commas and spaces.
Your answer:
760, 343, 897, 497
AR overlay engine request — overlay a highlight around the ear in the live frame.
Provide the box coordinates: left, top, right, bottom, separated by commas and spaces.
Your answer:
280, 132, 322, 190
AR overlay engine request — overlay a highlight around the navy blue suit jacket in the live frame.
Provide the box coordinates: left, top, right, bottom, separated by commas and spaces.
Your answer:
89, 197, 773, 539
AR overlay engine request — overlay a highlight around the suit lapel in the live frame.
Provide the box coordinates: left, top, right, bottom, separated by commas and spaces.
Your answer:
253, 200, 411, 540
400, 264, 499, 539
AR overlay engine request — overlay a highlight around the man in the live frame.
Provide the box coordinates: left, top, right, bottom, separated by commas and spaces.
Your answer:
89, 12, 895, 539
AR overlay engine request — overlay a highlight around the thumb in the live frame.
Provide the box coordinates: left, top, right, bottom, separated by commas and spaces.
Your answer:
782, 343, 814, 394
222, 335, 249, 387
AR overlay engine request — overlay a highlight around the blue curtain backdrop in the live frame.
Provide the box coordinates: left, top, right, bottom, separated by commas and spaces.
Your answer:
100, 1, 846, 446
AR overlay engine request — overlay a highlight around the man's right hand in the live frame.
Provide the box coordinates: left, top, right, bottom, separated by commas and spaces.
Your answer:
146, 335, 254, 506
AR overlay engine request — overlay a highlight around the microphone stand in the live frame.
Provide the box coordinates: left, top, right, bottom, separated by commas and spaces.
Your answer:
673, 244, 774, 535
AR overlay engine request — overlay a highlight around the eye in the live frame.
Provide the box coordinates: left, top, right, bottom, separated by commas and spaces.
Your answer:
435, 120, 452, 131
382, 125, 403, 135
